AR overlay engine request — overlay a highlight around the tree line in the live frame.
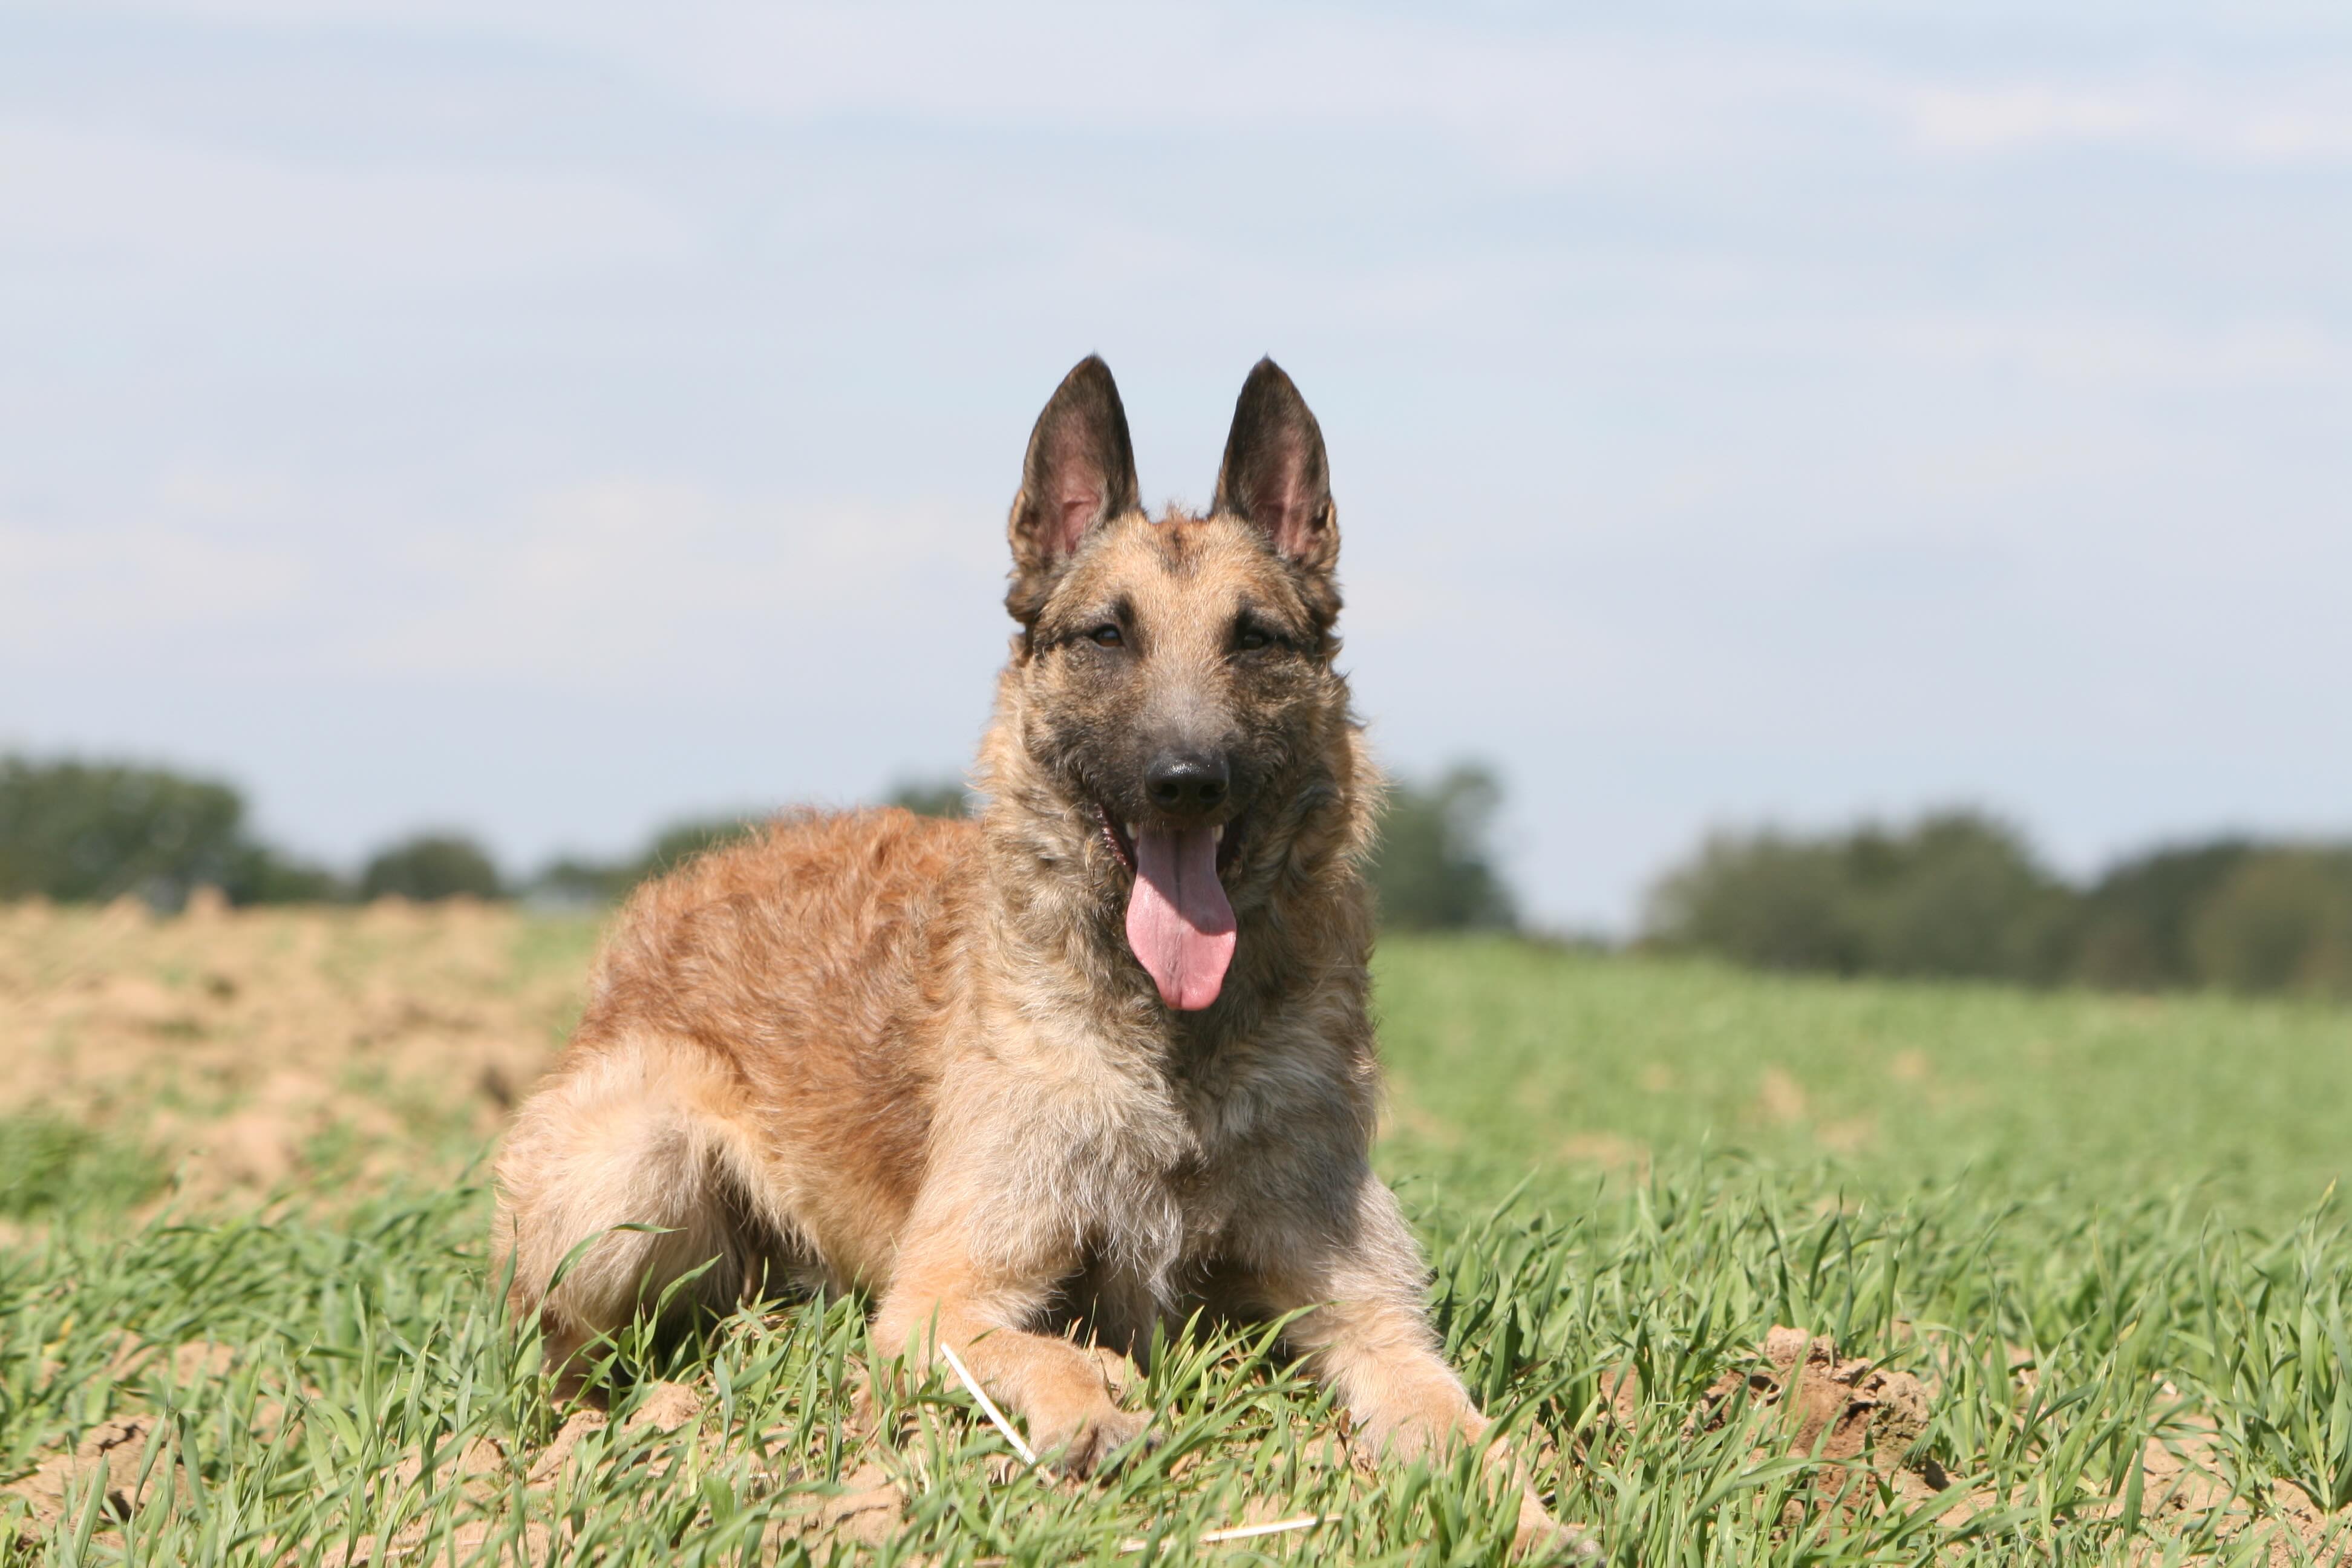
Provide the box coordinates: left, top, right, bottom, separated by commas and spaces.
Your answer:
1642, 811, 2352, 1001
0, 755, 1517, 934
30, 753, 2331, 998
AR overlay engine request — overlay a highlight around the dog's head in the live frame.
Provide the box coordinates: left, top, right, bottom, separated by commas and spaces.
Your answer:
994, 356, 1360, 1012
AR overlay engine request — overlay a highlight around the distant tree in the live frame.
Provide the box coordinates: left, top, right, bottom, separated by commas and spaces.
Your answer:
2071, 840, 2258, 990
359, 833, 504, 902
885, 778, 975, 818
1371, 765, 1517, 932
524, 815, 760, 906
1, 756, 246, 908
2188, 849, 2352, 1000
0, 755, 345, 909
1644, 810, 2073, 984
221, 843, 348, 906
1851, 814, 2076, 982
1643, 831, 1860, 973
528, 855, 633, 908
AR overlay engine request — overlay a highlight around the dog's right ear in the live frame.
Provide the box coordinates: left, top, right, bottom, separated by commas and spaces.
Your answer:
1005, 355, 1140, 626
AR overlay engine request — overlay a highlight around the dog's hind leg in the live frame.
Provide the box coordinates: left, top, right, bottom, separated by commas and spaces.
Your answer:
492, 1035, 780, 1399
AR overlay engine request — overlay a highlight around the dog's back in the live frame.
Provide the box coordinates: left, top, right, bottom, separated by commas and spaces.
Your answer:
588, 807, 975, 1103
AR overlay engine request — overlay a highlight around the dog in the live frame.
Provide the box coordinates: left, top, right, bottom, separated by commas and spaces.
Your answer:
493, 356, 1572, 1550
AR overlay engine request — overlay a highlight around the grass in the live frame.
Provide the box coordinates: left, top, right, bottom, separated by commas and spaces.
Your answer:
0, 1119, 163, 1221
4, 927, 2352, 1564
1375, 938, 2352, 1220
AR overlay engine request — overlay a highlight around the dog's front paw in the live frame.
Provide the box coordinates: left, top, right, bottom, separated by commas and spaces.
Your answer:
1032, 1404, 1155, 1478
1511, 1491, 1601, 1563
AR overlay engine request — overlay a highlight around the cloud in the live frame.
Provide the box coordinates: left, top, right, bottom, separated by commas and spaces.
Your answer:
0, 115, 696, 289
1877, 314, 2340, 385
0, 466, 1001, 685
60, 2, 2352, 174
0, 524, 309, 651
1904, 68, 2352, 161
345, 479, 996, 684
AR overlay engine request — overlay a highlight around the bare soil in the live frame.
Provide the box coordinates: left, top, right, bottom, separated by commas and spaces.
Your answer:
0, 896, 585, 1212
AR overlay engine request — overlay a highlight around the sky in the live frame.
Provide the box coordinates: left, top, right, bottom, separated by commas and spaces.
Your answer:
2, 1, 2348, 930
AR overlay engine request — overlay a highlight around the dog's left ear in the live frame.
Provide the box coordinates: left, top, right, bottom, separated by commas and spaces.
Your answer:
1212, 358, 1337, 577
1007, 355, 1141, 626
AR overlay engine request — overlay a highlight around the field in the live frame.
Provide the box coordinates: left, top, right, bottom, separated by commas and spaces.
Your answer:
4, 902, 2352, 1565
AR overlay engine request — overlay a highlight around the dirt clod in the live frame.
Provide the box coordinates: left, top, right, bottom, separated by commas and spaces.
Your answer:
624, 1381, 702, 1436
804, 1462, 903, 1544
1689, 1326, 1932, 1466
528, 1410, 609, 1485
1598, 1326, 1942, 1521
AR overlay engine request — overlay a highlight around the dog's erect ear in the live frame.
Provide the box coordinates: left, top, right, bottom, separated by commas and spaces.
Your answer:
1006, 355, 1140, 624
1212, 358, 1336, 576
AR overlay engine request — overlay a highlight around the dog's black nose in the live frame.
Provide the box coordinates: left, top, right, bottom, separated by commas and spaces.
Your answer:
1145, 750, 1229, 817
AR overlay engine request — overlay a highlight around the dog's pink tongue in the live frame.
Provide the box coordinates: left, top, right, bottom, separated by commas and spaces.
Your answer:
1125, 826, 1236, 1011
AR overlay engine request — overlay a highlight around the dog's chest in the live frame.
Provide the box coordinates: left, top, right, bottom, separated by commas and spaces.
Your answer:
1044, 1042, 1319, 1271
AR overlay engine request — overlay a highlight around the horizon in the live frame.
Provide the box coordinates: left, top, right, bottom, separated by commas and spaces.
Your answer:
5, 1, 2348, 931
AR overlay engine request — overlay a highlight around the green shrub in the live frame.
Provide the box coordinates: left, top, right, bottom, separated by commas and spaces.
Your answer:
2071, 840, 2258, 990
223, 842, 350, 904
1644, 810, 2073, 984
1371, 765, 1517, 932
0, 755, 339, 909
2188, 848, 2352, 999
0, 756, 246, 907
1641, 831, 1858, 972
359, 833, 505, 902
1648, 817, 2352, 1002
1858, 814, 2077, 981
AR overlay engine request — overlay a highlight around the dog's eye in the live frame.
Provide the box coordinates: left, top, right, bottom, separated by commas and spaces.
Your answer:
1088, 624, 1123, 648
1235, 627, 1270, 652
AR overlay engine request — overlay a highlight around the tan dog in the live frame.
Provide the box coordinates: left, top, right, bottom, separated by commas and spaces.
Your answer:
494, 357, 1570, 1548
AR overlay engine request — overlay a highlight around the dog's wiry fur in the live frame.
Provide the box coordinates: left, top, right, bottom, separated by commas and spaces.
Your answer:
494, 358, 1568, 1544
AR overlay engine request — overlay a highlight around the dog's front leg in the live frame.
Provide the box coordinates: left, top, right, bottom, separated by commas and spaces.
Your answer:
1239, 1170, 1584, 1557
873, 1220, 1147, 1476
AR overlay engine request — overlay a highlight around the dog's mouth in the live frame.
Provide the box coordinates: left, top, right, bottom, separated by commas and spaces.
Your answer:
1093, 803, 1244, 1013
1093, 806, 1247, 877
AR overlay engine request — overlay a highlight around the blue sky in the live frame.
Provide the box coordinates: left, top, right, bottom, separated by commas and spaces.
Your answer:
3, 1, 2348, 927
